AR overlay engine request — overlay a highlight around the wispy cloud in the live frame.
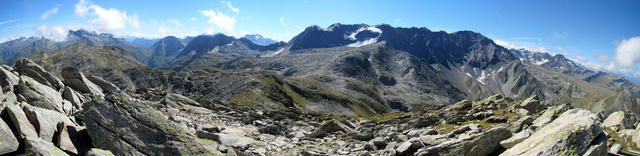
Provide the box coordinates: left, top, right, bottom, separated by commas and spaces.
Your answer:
74, 0, 140, 31
279, 17, 284, 24
552, 31, 568, 41
40, 7, 59, 19
200, 10, 235, 32
222, 1, 239, 13
0, 20, 17, 25
190, 17, 197, 21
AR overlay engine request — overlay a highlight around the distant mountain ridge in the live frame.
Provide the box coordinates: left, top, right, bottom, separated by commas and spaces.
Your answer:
243, 34, 278, 46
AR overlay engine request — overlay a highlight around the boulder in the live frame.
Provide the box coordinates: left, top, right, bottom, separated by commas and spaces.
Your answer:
499, 128, 533, 149
22, 103, 75, 142
82, 93, 216, 156
0, 66, 19, 92
62, 86, 86, 111
396, 140, 423, 156
308, 120, 354, 138
161, 93, 201, 107
602, 111, 632, 131
499, 109, 603, 156
370, 137, 387, 149
618, 129, 640, 149
515, 95, 544, 114
84, 148, 116, 156
3, 103, 37, 139
507, 116, 534, 133
55, 123, 91, 155
86, 75, 120, 93
530, 103, 572, 131
61, 67, 104, 97
14, 59, 64, 91
0, 117, 19, 154
415, 127, 511, 156
22, 136, 69, 156
16, 76, 67, 113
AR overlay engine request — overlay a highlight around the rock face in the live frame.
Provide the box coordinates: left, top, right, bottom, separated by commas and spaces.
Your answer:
530, 104, 572, 130
3, 103, 37, 139
82, 93, 215, 156
500, 109, 604, 156
61, 66, 104, 97
602, 111, 632, 131
415, 127, 512, 156
0, 118, 19, 154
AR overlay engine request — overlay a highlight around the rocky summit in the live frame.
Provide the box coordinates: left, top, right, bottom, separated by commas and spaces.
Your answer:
0, 58, 637, 155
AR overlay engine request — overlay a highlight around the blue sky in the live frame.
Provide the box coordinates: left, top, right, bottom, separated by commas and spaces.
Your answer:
1, 0, 640, 81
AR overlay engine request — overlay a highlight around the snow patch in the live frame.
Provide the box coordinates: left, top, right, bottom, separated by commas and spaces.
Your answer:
533, 59, 549, 65
476, 70, 487, 85
348, 26, 382, 40
466, 73, 473, 77
347, 38, 377, 47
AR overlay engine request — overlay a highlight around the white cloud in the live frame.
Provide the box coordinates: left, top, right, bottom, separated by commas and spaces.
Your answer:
494, 39, 547, 53
168, 18, 181, 27
552, 31, 568, 40
190, 17, 197, 21
224, 1, 240, 13
0, 20, 16, 25
40, 7, 59, 19
74, 0, 140, 31
614, 36, 640, 67
200, 10, 235, 33
279, 17, 284, 24
33, 25, 68, 42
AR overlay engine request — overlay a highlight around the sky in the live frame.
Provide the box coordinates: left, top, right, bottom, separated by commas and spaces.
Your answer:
1, 0, 640, 81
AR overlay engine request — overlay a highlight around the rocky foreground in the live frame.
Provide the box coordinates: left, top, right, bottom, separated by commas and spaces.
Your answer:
0, 58, 639, 156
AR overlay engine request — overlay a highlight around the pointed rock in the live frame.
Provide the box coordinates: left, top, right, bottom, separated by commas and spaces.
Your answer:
3, 103, 37, 139
62, 67, 104, 97
22, 103, 75, 142
14, 58, 64, 91
0, 117, 19, 154
55, 123, 91, 155
62, 86, 86, 111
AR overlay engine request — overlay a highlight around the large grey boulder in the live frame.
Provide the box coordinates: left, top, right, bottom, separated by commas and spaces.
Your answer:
0, 117, 19, 154
3, 103, 37, 139
22, 136, 69, 156
515, 95, 544, 114
415, 127, 512, 156
602, 111, 632, 132
86, 75, 120, 93
14, 59, 64, 91
530, 103, 572, 130
82, 93, 216, 156
22, 103, 75, 142
62, 86, 86, 111
0, 66, 19, 92
16, 76, 67, 114
61, 67, 104, 97
499, 109, 603, 156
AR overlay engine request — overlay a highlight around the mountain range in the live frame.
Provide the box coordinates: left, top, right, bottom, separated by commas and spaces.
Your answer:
1, 23, 638, 118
